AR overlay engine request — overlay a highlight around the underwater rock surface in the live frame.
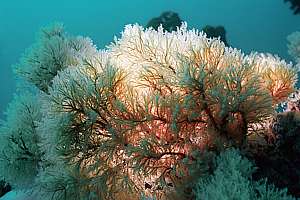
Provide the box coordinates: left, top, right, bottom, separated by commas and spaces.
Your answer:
285, 0, 300, 14
0, 181, 10, 198
146, 11, 182, 32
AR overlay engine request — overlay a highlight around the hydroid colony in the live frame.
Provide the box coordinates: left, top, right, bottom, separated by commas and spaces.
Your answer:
0, 23, 298, 199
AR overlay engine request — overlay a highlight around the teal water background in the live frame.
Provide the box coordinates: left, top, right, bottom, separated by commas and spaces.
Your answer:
0, 0, 300, 119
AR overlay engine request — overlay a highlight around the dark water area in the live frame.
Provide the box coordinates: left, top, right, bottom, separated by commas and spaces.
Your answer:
0, 0, 300, 120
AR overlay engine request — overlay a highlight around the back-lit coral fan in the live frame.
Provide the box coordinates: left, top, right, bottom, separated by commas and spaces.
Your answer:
248, 53, 297, 104
110, 24, 296, 103
8, 23, 297, 200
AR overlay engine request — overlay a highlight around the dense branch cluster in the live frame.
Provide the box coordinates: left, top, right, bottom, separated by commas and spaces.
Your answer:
0, 23, 298, 200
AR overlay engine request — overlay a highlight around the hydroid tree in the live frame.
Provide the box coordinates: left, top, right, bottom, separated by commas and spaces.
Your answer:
287, 31, 300, 71
194, 148, 296, 200
15, 23, 98, 93
0, 93, 42, 189
0, 23, 298, 200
